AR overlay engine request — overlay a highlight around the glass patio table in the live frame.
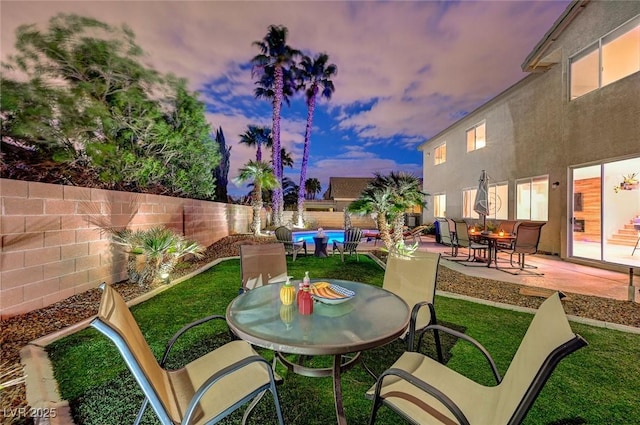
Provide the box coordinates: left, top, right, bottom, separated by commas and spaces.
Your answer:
226, 279, 410, 425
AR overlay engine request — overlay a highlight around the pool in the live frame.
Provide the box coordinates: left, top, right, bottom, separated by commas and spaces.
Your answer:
293, 229, 379, 245
293, 230, 345, 245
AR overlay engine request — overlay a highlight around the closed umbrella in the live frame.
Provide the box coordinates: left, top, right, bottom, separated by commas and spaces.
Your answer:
474, 170, 490, 231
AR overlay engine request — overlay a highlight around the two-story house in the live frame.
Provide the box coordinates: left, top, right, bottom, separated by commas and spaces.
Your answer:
419, 0, 640, 270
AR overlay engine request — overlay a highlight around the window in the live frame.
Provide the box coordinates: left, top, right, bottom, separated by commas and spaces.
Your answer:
463, 182, 509, 220
433, 193, 446, 217
488, 182, 508, 220
434, 143, 446, 165
516, 176, 549, 221
570, 16, 640, 99
466, 122, 486, 152
462, 188, 478, 219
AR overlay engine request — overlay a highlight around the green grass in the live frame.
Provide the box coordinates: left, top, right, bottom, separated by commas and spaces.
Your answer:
47, 255, 640, 424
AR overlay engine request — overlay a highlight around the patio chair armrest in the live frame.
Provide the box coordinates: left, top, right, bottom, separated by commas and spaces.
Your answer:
374, 367, 470, 425
182, 355, 276, 425
406, 301, 436, 351
417, 324, 502, 384
161, 314, 229, 366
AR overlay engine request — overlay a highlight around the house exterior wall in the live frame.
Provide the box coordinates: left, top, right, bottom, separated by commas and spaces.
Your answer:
420, 0, 640, 258
0, 179, 252, 318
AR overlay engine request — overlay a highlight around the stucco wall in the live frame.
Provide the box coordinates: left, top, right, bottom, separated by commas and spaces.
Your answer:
0, 179, 252, 318
421, 1, 640, 258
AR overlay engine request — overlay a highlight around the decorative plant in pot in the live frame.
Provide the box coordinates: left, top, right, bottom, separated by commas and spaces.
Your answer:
613, 172, 639, 193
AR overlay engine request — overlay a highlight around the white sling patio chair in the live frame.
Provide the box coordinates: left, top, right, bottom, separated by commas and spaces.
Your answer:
383, 251, 443, 356
436, 218, 458, 257
91, 283, 284, 425
366, 292, 587, 425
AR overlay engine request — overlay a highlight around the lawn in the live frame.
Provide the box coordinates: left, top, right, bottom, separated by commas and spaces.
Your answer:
47, 255, 640, 425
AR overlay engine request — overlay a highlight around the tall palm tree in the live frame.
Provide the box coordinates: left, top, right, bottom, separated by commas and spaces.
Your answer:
233, 160, 278, 235
279, 147, 294, 178
251, 25, 300, 227
304, 177, 321, 200
239, 125, 271, 162
295, 53, 337, 227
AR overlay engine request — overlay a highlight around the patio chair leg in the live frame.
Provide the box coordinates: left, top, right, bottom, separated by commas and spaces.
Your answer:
134, 399, 149, 425
241, 389, 268, 425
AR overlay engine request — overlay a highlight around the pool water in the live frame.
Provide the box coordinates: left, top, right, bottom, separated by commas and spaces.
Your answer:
293, 230, 344, 245
293, 229, 379, 245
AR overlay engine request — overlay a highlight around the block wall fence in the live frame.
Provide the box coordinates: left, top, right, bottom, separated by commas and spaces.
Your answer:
0, 179, 252, 318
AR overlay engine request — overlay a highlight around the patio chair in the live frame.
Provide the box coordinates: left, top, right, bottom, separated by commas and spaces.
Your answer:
451, 219, 488, 265
367, 292, 587, 425
436, 218, 458, 257
91, 283, 284, 425
240, 243, 288, 292
497, 221, 546, 275
403, 224, 429, 244
496, 220, 520, 250
383, 251, 443, 356
274, 226, 307, 261
332, 227, 363, 262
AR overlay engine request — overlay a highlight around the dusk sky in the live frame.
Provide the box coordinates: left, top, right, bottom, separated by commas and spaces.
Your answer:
1, 0, 571, 198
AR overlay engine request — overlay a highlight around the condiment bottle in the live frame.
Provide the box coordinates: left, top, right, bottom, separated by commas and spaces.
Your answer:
298, 285, 313, 315
280, 277, 295, 305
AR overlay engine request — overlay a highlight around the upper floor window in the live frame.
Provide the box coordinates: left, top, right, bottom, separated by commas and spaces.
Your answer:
433, 193, 446, 217
570, 16, 640, 99
516, 176, 549, 221
434, 143, 446, 165
466, 122, 486, 152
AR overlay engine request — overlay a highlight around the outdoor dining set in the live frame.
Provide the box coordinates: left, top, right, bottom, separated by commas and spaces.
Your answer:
436, 218, 547, 276
88, 225, 587, 425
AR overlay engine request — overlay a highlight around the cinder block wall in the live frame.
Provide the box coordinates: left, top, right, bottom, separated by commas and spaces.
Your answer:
0, 179, 251, 318
281, 211, 376, 230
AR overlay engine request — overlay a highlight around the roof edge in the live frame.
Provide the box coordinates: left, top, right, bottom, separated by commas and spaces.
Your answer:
521, 0, 590, 72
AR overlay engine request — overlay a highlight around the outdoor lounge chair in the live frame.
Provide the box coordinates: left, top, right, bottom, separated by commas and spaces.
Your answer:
402, 224, 429, 244
240, 243, 288, 292
367, 292, 587, 425
274, 226, 307, 261
383, 251, 443, 355
91, 283, 284, 425
497, 221, 546, 275
332, 227, 363, 262
451, 219, 488, 265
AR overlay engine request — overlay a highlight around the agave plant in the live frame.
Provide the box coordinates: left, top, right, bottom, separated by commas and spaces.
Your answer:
382, 240, 420, 259
110, 227, 204, 288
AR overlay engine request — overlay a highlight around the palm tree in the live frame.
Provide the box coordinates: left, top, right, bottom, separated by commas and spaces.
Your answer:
348, 172, 427, 250
348, 184, 395, 249
374, 172, 427, 245
233, 160, 278, 235
251, 25, 300, 227
279, 147, 294, 178
239, 125, 271, 162
295, 53, 337, 227
304, 177, 322, 200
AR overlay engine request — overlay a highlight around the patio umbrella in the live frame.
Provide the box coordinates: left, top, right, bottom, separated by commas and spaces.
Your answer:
473, 170, 490, 231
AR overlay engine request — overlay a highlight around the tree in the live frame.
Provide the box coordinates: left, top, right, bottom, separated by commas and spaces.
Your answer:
251, 25, 300, 227
239, 125, 271, 162
213, 127, 231, 202
233, 160, 278, 235
304, 178, 322, 200
295, 53, 337, 227
348, 172, 427, 249
1, 13, 219, 199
